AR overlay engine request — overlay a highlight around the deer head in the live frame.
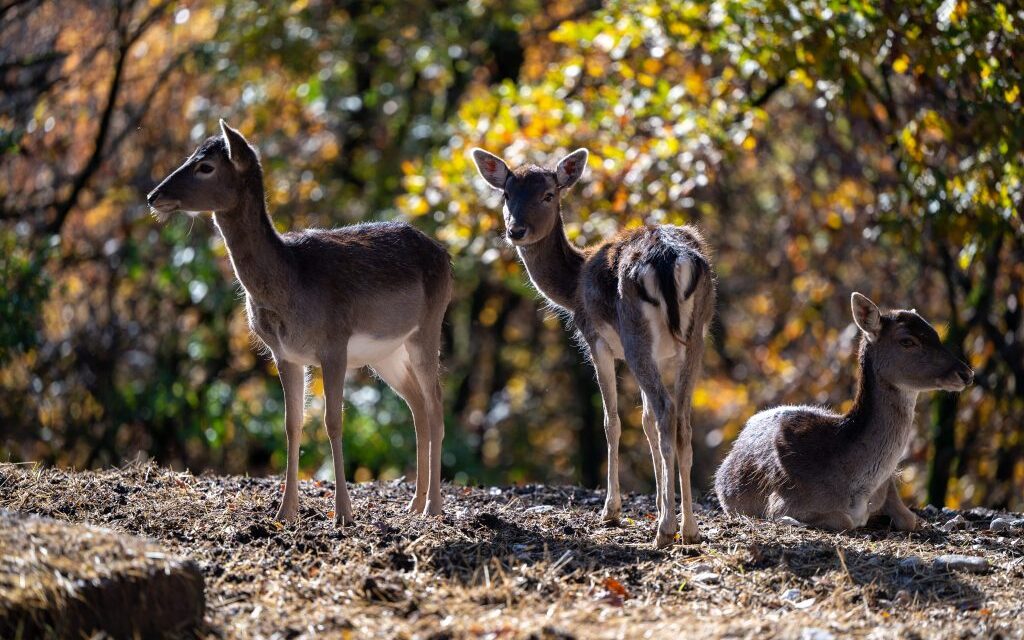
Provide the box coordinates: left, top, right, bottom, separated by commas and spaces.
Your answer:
851, 292, 974, 392
147, 120, 259, 220
470, 147, 588, 246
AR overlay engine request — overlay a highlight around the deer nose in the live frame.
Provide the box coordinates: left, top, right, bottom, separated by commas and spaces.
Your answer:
507, 224, 528, 241
957, 366, 974, 386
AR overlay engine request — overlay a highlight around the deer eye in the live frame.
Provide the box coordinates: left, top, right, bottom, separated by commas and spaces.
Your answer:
196, 162, 215, 175
899, 338, 917, 348
543, 192, 554, 202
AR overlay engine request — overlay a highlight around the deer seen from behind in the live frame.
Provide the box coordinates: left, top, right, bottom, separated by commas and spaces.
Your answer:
471, 147, 716, 548
148, 120, 453, 525
715, 292, 974, 531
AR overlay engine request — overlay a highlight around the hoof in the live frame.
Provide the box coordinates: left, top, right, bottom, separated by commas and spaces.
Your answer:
275, 504, 298, 523
407, 495, 426, 514
894, 514, 923, 532
600, 507, 621, 525
680, 530, 701, 545
423, 499, 443, 517
334, 512, 356, 527
654, 529, 677, 549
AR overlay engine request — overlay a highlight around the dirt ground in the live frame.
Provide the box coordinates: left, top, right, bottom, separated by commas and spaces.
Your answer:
1, 462, 1021, 639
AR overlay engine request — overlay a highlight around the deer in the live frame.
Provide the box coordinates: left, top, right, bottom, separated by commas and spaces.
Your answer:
470, 147, 716, 548
715, 292, 974, 531
147, 120, 453, 525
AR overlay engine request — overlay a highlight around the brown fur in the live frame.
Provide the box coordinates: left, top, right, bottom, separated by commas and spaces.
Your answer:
715, 294, 973, 531
149, 121, 453, 525
472, 148, 716, 548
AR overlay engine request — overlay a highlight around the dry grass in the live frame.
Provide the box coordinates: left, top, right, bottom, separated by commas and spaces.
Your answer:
0, 509, 203, 638
1, 461, 1022, 639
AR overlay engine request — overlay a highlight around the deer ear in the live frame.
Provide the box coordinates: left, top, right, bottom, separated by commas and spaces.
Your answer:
220, 119, 257, 170
470, 148, 510, 190
555, 148, 588, 188
851, 292, 882, 340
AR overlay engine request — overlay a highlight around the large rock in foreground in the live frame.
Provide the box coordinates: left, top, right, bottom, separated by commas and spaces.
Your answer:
0, 510, 204, 639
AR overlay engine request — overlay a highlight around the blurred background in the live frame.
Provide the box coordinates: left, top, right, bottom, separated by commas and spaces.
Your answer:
1, 0, 1021, 510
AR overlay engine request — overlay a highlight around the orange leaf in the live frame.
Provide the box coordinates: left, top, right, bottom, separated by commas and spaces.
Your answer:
602, 577, 630, 599
327, 510, 335, 519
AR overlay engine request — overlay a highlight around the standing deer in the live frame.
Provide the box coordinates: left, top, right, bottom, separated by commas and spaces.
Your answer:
715, 293, 973, 531
471, 147, 716, 548
148, 120, 452, 524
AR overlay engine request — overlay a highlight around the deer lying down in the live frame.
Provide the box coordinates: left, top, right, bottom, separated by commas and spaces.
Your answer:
471, 147, 716, 548
715, 293, 973, 531
148, 121, 452, 525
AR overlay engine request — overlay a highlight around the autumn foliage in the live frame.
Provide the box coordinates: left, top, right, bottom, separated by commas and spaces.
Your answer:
1, 0, 1021, 509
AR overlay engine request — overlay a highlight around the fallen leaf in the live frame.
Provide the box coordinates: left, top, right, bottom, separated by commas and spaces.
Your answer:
602, 577, 630, 599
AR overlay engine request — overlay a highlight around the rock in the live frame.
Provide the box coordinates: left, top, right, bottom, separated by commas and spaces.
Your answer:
989, 517, 1024, 532
781, 588, 801, 602
778, 516, 805, 527
939, 514, 967, 531
689, 562, 714, 574
932, 554, 990, 573
0, 511, 204, 638
487, 487, 503, 496
922, 504, 940, 517
898, 556, 924, 574
990, 517, 1012, 532
524, 505, 555, 514
800, 628, 835, 640
693, 572, 720, 584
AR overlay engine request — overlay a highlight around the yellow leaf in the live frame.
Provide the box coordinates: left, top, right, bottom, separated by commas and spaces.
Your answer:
892, 55, 910, 74
1005, 85, 1020, 103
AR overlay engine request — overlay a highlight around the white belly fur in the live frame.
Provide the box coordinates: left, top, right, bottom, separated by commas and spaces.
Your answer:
346, 330, 414, 369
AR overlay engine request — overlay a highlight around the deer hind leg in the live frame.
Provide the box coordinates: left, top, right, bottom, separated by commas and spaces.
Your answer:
622, 326, 677, 549
639, 390, 660, 521
372, 341, 437, 515
673, 343, 703, 544
274, 358, 306, 522
588, 338, 622, 523
322, 354, 355, 525
408, 330, 445, 516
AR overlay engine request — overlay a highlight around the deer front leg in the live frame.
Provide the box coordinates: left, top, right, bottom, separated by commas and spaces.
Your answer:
275, 359, 306, 522
590, 339, 622, 523
880, 477, 922, 531
322, 355, 355, 526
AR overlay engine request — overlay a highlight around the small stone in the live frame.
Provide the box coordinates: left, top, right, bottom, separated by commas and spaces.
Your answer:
781, 588, 801, 602
689, 562, 714, 573
894, 590, 912, 604
524, 505, 554, 514
488, 487, 503, 496
990, 517, 1012, 532
922, 504, 940, 517
939, 514, 967, 531
778, 516, 805, 527
932, 554, 990, 573
800, 628, 834, 640
693, 571, 720, 584
898, 556, 924, 574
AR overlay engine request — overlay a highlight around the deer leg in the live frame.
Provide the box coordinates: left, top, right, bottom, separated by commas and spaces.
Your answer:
623, 337, 677, 548
373, 346, 431, 514
406, 327, 446, 516
639, 391, 660, 521
274, 358, 306, 522
674, 344, 703, 544
322, 355, 355, 526
881, 477, 921, 531
590, 339, 622, 524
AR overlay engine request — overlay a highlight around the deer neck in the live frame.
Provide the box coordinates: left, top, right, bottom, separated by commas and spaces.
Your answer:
842, 346, 919, 467
212, 170, 290, 306
516, 214, 584, 311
